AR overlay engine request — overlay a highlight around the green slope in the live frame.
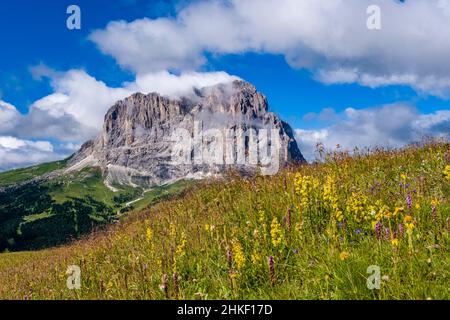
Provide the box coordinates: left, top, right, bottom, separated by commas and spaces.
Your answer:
0, 142, 448, 299
0, 160, 68, 187
0, 164, 189, 252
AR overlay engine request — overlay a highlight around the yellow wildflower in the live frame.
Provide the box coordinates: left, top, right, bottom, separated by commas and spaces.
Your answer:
384, 210, 392, 219
232, 239, 245, 270
251, 251, 261, 265
339, 251, 349, 261
258, 210, 266, 224
323, 175, 339, 211
169, 223, 177, 238
391, 239, 399, 247
295, 174, 319, 209
335, 209, 344, 222
404, 215, 415, 231
404, 215, 413, 223
146, 227, 153, 242
176, 232, 187, 257
444, 165, 450, 180
173, 232, 187, 273
270, 217, 284, 248
346, 192, 369, 222
393, 207, 404, 216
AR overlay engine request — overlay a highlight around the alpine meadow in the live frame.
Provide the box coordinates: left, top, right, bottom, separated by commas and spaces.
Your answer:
0, 141, 448, 299
0, 0, 450, 304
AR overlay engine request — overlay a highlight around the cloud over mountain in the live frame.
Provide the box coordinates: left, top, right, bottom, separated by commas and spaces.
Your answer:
91, 0, 450, 97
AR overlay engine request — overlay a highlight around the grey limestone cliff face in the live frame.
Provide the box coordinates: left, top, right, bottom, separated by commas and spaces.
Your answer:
69, 80, 305, 188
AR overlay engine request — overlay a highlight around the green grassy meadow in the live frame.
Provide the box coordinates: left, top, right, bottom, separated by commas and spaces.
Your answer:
0, 142, 448, 300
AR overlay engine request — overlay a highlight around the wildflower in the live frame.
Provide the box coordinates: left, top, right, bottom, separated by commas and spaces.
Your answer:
404, 215, 416, 232
393, 207, 404, 216
270, 217, 284, 248
295, 174, 320, 210
335, 210, 344, 222
346, 192, 369, 222
355, 229, 361, 235
323, 175, 340, 213
294, 248, 299, 254
406, 194, 413, 215
398, 223, 404, 238
173, 273, 179, 298
173, 232, 187, 272
444, 165, 450, 180
339, 251, 349, 261
374, 222, 382, 240
204, 224, 210, 232
415, 203, 421, 210
286, 208, 292, 231
226, 249, 233, 269
258, 210, 266, 224
382, 275, 390, 282
231, 239, 245, 270
384, 227, 391, 241
146, 227, 153, 242
384, 210, 392, 219
404, 215, 413, 223
267, 256, 276, 285
175, 232, 187, 258
431, 199, 439, 222
169, 223, 177, 238
391, 238, 399, 247
251, 251, 261, 265
160, 274, 169, 299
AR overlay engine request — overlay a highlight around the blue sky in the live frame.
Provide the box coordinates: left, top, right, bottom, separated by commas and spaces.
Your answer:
0, 0, 449, 169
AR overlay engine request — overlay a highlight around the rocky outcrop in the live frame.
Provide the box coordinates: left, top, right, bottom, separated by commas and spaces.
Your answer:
69, 80, 305, 188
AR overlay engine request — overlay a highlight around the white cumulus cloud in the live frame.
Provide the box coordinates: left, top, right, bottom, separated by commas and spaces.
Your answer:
90, 0, 450, 97
0, 136, 63, 171
295, 105, 450, 162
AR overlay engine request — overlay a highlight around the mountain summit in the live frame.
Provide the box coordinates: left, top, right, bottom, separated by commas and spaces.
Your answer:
69, 80, 305, 188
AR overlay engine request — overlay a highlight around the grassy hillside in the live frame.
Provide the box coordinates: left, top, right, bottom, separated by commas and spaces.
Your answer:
0, 163, 189, 252
0, 160, 68, 187
0, 142, 448, 300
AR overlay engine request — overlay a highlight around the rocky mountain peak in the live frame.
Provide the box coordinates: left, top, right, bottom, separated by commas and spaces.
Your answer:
69, 80, 305, 188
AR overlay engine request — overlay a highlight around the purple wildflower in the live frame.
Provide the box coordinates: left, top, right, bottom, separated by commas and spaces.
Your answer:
356, 229, 361, 235
375, 222, 382, 240
432, 204, 437, 222
444, 151, 450, 164
406, 193, 413, 215
287, 208, 292, 231
161, 274, 169, 299
173, 273, 179, 298
384, 227, 391, 241
267, 256, 276, 285
294, 248, 299, 254
398, 223, 404, 238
